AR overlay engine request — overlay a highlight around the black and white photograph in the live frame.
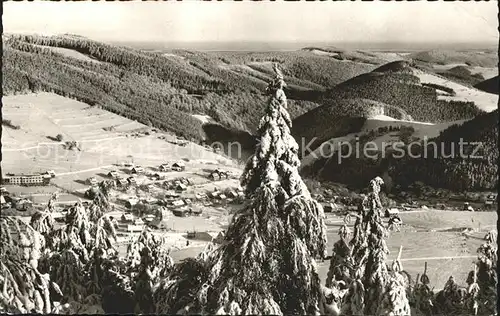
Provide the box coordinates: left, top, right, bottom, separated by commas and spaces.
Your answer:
1, 1, 498, 315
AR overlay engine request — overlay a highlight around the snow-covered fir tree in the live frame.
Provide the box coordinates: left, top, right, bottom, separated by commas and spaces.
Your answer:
155, 64, 328, 315
326, 177, 411, 316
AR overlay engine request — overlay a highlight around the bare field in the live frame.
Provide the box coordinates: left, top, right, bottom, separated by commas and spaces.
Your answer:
325, 209, 496, 288
2, 93, 243, 247
319, 226, 488, 288
399, 208, 497, 231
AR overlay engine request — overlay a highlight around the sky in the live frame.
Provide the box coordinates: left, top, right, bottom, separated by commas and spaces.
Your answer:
3, 1, 498, 45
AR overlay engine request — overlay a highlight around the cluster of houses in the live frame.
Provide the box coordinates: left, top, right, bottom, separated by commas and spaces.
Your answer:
107, 170, 137, 188
172, 206, 202, 218
163, 177, 191, 192
118, 204, 172, 232
96, 161, 187, 190
122, 190, 197, 218
208, 169, 232, 181
159, 162, 186, 172
201, 186, 245, 204
0, 193, 33, 212
163, 192, 200, 217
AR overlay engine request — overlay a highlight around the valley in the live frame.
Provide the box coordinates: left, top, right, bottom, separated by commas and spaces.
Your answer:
1, 33, 497, 315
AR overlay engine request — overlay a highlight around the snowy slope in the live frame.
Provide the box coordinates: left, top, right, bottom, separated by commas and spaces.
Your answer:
300, 116, 465, 168
414, 70, 498, 112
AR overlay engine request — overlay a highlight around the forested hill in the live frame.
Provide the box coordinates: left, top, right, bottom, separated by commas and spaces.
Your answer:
390, 109, 499, 191
321, 61, 484, 123
2, 34, 378, 140
313, 110, 498, 191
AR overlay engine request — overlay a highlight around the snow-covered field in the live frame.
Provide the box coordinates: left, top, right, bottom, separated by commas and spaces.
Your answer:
414, 70, 498, 112
310, 49, 340, 58
432, 64, 498, 80
163, 53, 186, 60
33, 45, 101, 63
300, 115, 462, 168
2, 93, 236, 191
192, 114, 214, 124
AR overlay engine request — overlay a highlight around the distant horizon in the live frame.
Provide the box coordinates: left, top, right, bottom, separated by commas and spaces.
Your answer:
4, 1, 498, 46
108, 39, 499, 52
6, 31, 497, 52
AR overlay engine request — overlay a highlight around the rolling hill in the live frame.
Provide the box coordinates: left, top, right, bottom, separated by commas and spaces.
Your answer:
291, 98, 384, 154
305, 110, 498, 191
435, 65, 486, 87
293, 58, 495, 155
3, 34, 497, 193
293, 58, 497, 191
2, 34, 388, 141
409, 49, 498, 88
391, 109, 499, 191
408, 49, 498, 68
474, 76, 499, 95
321, 61, 487, 123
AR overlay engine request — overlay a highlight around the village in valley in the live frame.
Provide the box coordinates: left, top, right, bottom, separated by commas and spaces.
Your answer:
0, 99, 250, 258
1, 155, 247, 255
1, 89, 498, 314
1, 1, 498, 313
1, 118, 497, 264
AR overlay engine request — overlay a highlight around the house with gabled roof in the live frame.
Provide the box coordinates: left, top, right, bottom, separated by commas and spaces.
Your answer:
172, 208, 189, 217
121, 213, 134, 223
151, 173, 165, 180
159, 164, 171, 172
171, 199, 186, 207
125, 197, 139, 209
228, 191, 238, 199
131, 166, 145, 174
209, 191, 220, 199
46, 170, 56, 178
108, 170, 119, 179
116, 178, 128, 187
172, 162, 186, 172
86, 177, 98, 186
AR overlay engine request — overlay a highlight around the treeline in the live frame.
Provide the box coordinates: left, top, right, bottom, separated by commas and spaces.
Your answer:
324, 72, 483, 123
372, 60, 413, 73
391, 110, 498, 191
438, 66, 485, 87
7, 34, 230, 95
208, 50, 376, 88
3, 35, 326, 139
474, 76, 499, 95
421, 83, 456, 96
3, 45, 205, 140
409, 50, 498, 68
314, 110, 498, 191
292, 98, 377, 152
2, 119, 21, 130
301, 47, 386, 65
